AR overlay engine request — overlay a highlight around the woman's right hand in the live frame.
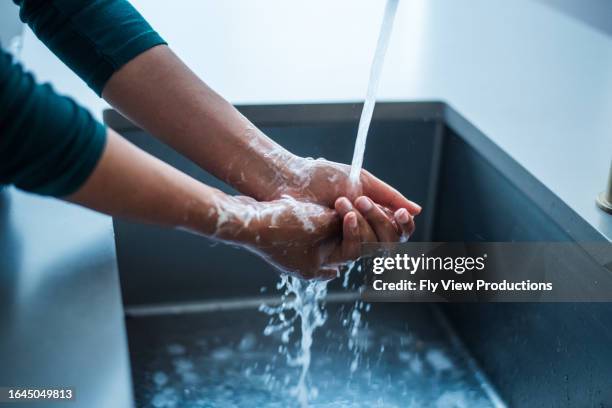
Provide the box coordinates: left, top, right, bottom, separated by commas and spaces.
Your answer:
207, 195, 382, 280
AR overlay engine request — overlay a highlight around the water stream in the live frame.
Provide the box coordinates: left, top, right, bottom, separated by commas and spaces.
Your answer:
348, 0, 400, 190
261, 2, 400, 406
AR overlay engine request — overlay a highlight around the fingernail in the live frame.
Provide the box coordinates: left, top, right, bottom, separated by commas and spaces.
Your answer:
395, 208, 410, 224
356, 196, 373, 212
409, 200, 422, 213
338, 197, 352, 212
348, 212, 358, 229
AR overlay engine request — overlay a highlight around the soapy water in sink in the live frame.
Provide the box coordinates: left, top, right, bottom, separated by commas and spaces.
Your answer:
131, 304, 496, 408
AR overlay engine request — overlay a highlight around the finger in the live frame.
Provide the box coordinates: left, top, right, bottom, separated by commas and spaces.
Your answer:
376, 203, 401, 233
335, 196, 353, 217
394, 208, 415, 240
355, 196, 399, 242
341, 211, 361, 260
377, 203, 395, 219
361, 170, 422, 215
335, 197, 377, 242
328, 211, 365, 265
355, 209, 377, 243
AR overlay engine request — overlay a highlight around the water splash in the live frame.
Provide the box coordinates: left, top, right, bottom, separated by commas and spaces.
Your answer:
260, 275, 329, 407
349, 0, 400, 191
343, 264, 374, 377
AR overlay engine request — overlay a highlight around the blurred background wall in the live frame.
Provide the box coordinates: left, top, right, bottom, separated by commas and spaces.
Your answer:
3, 0, 612, 122
10, 0, 402, 120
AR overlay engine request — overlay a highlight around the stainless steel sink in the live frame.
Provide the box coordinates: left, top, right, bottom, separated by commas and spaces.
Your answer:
105, 102, 612, 407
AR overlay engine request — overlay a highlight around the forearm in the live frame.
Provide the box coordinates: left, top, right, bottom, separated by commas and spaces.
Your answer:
67, 127, 249, 242
102, 45, 293, 201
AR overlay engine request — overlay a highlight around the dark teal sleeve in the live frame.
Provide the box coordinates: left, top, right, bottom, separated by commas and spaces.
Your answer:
0, 0, 167, 196
0, 47, 106, 197
13, 0, 167, 95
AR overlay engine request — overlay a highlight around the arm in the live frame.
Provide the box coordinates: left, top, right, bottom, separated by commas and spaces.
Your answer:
102, 46, 422, 214
103, 46, 293, 203
15, 0, 418, 242
0, 44, 362, 280
14, 0, 288, 202
69, 128, 364, 280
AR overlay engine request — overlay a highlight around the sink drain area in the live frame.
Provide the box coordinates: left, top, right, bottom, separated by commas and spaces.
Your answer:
125, 303, 502, 408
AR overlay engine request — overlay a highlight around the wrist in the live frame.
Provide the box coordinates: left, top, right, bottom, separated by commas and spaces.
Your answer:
226, 125, 299, 202
188, 192, 260, 245
263, 153, 311, 200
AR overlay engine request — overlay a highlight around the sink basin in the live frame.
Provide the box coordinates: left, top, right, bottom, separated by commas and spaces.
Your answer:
126, 303, 498, 407
104, 102, 612, 407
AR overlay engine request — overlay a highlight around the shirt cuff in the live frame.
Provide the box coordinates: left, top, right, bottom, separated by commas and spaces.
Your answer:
89, 32, 167, 96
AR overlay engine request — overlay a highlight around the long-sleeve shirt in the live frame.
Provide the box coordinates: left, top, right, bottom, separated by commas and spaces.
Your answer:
0, 0, 166, 196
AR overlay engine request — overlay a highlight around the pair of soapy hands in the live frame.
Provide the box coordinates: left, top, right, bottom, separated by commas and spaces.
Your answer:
222, 156, 421, 280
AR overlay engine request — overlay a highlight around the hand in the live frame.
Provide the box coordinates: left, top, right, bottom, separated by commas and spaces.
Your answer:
334, 196, 416, 243
280, 156, 421, 213
271, 156, 421, 241
210, 195, 373, 280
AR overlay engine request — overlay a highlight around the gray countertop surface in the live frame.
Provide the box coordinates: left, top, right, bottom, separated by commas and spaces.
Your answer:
1, 1, 611, 406
0, 189, 133, 408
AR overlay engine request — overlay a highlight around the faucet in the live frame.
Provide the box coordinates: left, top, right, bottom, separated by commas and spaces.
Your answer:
597, 160, 612, 214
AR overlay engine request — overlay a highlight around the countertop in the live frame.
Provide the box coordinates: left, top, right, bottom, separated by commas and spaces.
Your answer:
0, 189, 133, 408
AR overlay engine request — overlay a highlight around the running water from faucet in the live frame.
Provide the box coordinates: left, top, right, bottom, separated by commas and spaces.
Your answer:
348, 0, 400, 192
344, 0, 399, 381
261, 2, 400, 406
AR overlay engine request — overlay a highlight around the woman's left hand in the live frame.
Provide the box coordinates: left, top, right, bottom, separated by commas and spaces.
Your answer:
270, 156, 421, 242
